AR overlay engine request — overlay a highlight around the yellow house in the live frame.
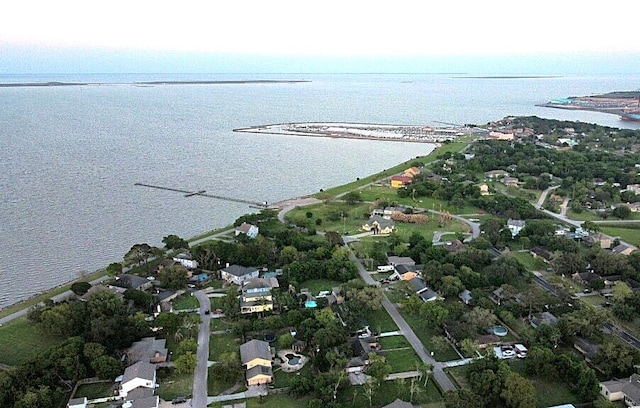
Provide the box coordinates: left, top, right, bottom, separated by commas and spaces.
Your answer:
390, 175, 413, 188
240, 339, 273, 386
479, 184, 489, 196
241, 278, 274, 314
403, 166, 420, 177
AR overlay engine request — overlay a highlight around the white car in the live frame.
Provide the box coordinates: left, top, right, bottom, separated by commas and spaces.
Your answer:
501, 348, 516, 358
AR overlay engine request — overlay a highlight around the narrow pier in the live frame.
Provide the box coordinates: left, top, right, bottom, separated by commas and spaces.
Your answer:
134, 183, 268, 208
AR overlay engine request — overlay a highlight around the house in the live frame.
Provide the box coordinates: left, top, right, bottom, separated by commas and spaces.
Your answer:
506, 219, 526, 237
127, 337, 168, 364
572, 271, 603, 286
626, 202, 640, 213
110, 274, 154, 292
479, 184, 490, 196
458, 289, 472, 305
362, 216, 395, 234
67, 397, 88, 408
600, 374, 640, 407
240, 339, 273, 386
573, 338, 602, 363
612, 243, 636, 256
390, 175, 414, 188
119, 361, 157, 398
501, 176, 520, 187
387, 256, 416, 267
221, 264, 260, 285
241, 278, 274, 314
476, 334, 500, 349
382, 399, 414, 408
123, 388, 158, 408
235, 222, 259, 239
408, 277, 438, 302
346, 336, 380, 373
529, 312, 558, 328
530, 246, 553, 263
488, 131, 514, 141
485, 169, 509, 179
403, 167, 420, 177
172, 252, 198, 269
583, 233, 612, 249
443, 239, 466, 253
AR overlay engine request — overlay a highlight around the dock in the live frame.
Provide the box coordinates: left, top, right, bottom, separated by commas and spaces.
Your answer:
134, 183, 269, 208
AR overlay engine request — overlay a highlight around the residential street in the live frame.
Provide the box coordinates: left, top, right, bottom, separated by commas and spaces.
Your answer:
191, 290, 212, 408
350, 253, 457, 392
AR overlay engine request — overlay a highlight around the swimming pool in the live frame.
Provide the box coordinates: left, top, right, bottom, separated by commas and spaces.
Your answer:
285, 353, 301, 365
304, 300, 317, 308
492, 326, 508, 336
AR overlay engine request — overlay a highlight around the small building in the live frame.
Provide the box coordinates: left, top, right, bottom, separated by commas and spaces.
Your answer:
119, 361, 157, 398
612, 243, 636, 256
221, 265, 260, 285
235, 222, 259, 239
583, 233, 612, 249
530, 246, 553, 263
501, 176, 520, 187
572, 272, 603, 286
387, 256, 415, 267
240, 339, 273, 386
408, 277, 439, 302
382, 399, 414, 408
529, 312, 558, 328
506, 219, 526, 237
458, 289, 472, 305
573, 338, 602, 363
172, 252, 198, 269
362, 216, 395, 234
484, 169, 510, 179
67, 397, 88, 408
479, 184, 490, 196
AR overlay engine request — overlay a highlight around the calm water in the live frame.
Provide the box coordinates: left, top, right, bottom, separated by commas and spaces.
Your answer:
1, 73, 640, 308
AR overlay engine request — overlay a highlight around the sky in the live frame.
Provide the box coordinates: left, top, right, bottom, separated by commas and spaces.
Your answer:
1, 0, 639, 74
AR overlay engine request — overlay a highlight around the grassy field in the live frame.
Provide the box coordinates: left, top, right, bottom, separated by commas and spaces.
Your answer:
509, 251, 549, 272
599, 225, 640, 247
400, 313, 460, 362
0, 316, 64, 366
364, 309, 398, 333
74, 381, 115, 400
298, 279, 342, 295
173, 293, 200, 310
157, 371, 193, 401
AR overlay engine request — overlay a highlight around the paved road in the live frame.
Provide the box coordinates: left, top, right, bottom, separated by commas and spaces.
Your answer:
535, 185, 560, 208
192, 290, 212, 408
350, 253, 456, 392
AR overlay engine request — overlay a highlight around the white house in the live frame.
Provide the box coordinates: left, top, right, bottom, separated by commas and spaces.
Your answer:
119, 361, 157, 398
235, 222, 259, 239
172, 252, 198, 269
507, 219, 526, 237
221, 264, 260, 285
600, 374, 640, 407
67, 397, 88, 408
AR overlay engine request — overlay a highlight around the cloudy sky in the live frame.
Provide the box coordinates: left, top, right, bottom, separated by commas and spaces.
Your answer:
1, 0, 639, 73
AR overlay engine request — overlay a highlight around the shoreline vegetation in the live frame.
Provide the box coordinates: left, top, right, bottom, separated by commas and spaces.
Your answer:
0, 139, 466, 318
0, 80, 310, 87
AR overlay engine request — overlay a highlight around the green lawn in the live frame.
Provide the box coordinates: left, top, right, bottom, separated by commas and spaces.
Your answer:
599, 226, 640, 247
173, 293, 200, 310
343, 377, 443, 407
364, 309, 399, 333
157, 371, 193, 401
209, 331, 240, 360
400, 313, 460, 362
510, 360, 580, 408
0, 317, 64, 366
74, 381, 115, 400
384, 348, 422, 372
242, 394, 311, 408
509, 252, 549, 272
298, 279, 342, 296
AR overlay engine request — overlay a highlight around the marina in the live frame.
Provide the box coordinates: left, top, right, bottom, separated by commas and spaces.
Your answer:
234, 122, 483, 143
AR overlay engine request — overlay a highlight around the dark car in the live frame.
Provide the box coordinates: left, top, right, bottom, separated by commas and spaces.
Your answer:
204, 310, 210, 315
172, 396, 187, 404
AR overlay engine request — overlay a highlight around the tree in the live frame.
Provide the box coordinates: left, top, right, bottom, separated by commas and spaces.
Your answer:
501, 372, 536, 408
463, 307, 497, 333
581, 220, 600, 233
91, 355, 122, 380
325, 231, 344, 247
613, 281, 633, 303
124, 289, 154, 309
344, 191, 362, 205
439, 275, 464, 297
70, 281, 91, 296
124, 243, 152, 268
592, 342, 637, 377
613, 205, 632, 220
157, 265, 188, 289
173, 351, 197, 374
162, 234, 189, 251
421, 302, 449, 328
105, 262, 123, 277
346, 286, 383, 311
366, 353, 392, 385
176, 338, 198, 356
460, 338, 479, 358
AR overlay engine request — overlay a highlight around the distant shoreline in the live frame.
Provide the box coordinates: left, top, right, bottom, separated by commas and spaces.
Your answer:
0, 80, 309, 88
456, 75, 563, 79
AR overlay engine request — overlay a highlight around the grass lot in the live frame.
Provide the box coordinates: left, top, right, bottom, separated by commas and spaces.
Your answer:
343, 377, 444, 407
565, 209, 601, 222
157, 370, 193, 401
74, 381, 115, 400
357, 185, 480, 215
273, 364, 311, 388
299, 279, 342, 295
172, 293, 200, 310
544, 274, 585, 293
509, 252, 549, 272
285, 201, 371, 234
599, 225, 640, 247
400, 313, 460, 362
364, 309, 398, 333
209, 331, 241, 361
579, 294, 606, 307
384, 348, 422, 372
0, 316, 64, 366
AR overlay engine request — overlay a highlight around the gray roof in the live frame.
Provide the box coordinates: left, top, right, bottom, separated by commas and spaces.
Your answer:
67, 397, 87, 406
127, 337, 168, 363
383, 399, 414, 408
388, 256, 415, 266
408, 277, 426, 293
367, 215, 395, 229
242, 277, 272, 291
240, 339, 271, 364
246, 364, 273, 380
113, 274, 150, 290
126, 387, 154, 401
131, 395, 159, 408
418, 287, 438, 301
623, 374, 640, 405
122, 361, 156, 384
507, 218, 526, 227
223, 265, 259, 277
